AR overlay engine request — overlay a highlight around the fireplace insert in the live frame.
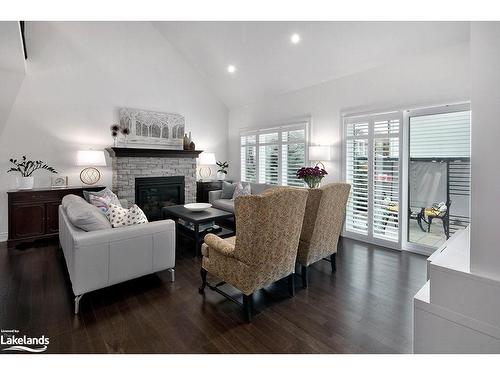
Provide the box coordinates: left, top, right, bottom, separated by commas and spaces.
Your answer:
135, 176, 185, 221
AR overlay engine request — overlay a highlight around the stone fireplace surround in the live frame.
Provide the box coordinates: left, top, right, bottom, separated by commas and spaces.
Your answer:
106, 147, 202, 208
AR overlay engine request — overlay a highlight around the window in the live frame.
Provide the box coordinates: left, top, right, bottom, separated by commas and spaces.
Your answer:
240, 122, 307, 186
344, 113, 402, 245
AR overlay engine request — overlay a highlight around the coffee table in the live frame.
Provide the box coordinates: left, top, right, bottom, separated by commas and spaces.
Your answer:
162, 205, 235, 257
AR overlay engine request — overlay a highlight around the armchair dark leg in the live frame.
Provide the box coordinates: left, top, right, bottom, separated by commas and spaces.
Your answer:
287, 273, 295, 297
243, 294, 253, 322
330, 253, 337, 273
301, 265, 308, 288
198, 267, 207, 294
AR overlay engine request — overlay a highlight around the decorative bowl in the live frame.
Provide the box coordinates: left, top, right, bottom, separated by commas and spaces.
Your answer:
184, 203, 212, 212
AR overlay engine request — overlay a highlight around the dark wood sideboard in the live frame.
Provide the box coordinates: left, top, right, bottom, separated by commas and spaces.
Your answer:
7, 186, 105, 248
196, 180, 229, 203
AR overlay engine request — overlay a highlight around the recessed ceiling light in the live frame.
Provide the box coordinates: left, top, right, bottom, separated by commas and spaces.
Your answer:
227, 65, 236, 74
290, 33, 301, 44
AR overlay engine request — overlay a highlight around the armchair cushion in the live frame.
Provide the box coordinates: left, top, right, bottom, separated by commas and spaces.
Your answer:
62, 194, 112, 232
221, 181, 236, 199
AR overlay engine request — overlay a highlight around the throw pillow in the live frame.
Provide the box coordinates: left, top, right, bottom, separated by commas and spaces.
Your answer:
83, 187, 122, 207
220, 181, 236, 199
88, 194, 113, 213
106, 204, 148, 228
232, 182, 251, 200
62, 194, 112, 232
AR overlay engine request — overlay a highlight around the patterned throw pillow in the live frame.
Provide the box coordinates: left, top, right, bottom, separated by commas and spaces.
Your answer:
83, 187, 122, 207
232, 182, 251, 200
88, 194, 113, 213
106, 204, 148, 228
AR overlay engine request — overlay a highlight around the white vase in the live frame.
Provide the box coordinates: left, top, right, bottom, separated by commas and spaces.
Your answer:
17, 176, 34, 190
217, 171, 226, 181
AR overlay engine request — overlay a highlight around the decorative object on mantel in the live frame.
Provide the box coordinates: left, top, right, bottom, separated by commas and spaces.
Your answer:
188, 132, 196, 150
296, 165, 328, 189
51, 175, 68, 188
183, 133, 190, 150
7, 155, 58, 190
110, 124, 120, 147
119, 107, 184, 150
216, 161, 229, 180
198, 152, 216, 180
76, 150, 106, 185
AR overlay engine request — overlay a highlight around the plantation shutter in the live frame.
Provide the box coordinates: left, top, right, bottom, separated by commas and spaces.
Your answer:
282, 128, 306, 187
241, 122, 307, 186
372, 118, 400, 242
344, 114, 401, 245
240, 134, 257, 183
345, 121, 369, 235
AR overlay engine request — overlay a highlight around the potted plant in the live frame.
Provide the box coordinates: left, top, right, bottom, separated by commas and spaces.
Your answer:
296, 165, 328, 188
7, 156, 58, 190
216, 161, 229, 180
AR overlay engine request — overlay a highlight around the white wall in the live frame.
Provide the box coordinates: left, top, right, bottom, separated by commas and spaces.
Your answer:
0, 21, 228, 240
470, 22, 500, 280
227, 43, 470, 184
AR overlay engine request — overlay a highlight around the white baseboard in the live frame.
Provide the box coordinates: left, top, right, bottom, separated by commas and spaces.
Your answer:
0, 232, 8, 242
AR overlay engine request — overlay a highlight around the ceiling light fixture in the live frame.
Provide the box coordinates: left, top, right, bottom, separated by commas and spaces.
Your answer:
290, 33, 301, 44
227, 65, 236, 74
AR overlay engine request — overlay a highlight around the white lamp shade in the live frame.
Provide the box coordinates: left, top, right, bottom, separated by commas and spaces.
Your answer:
309, 145, 331, 161
76, 150, 106, 166
199, 152, 217, 165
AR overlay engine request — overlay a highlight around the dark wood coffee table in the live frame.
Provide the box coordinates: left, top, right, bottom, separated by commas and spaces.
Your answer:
162, 205, 235, 257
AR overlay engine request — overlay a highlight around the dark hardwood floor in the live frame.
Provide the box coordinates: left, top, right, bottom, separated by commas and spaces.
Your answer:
0, 238, 426, 354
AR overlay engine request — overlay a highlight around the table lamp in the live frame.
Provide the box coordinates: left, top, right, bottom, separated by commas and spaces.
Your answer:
76, 150, 106, 185
309, 145, 331, 169
198, 152, 216, 180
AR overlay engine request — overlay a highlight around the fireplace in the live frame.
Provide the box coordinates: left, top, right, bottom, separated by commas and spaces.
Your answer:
135, 176, 185, 221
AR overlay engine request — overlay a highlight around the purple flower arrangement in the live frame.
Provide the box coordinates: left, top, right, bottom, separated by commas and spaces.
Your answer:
296, 166, 328, 188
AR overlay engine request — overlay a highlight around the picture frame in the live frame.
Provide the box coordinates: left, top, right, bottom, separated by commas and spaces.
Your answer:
118, 107, 185, 149
51, 175, 68, 188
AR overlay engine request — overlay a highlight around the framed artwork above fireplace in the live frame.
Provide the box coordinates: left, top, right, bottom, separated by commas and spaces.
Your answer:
118, 107, 184, 149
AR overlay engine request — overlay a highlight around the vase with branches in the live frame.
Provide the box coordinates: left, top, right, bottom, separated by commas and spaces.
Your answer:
7, 155, 57, 189
216, 161, 229, 180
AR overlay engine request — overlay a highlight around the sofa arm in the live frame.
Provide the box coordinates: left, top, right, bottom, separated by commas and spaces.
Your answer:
72, 219, 175, 248
208, 190, 223, 204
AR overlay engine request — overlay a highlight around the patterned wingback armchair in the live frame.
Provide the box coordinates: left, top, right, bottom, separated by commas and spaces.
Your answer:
297, 183, 351, 287
199, 187, 309, 322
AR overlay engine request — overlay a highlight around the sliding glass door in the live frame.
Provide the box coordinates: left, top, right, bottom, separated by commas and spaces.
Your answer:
404, 104, 471, 253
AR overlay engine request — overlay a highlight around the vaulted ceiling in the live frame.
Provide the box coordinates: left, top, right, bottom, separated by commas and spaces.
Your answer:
154, 21, 470, 109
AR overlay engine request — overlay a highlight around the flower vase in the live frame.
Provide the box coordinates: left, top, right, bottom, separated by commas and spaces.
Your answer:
17, 176, 34, 190
217, 171, 226, 180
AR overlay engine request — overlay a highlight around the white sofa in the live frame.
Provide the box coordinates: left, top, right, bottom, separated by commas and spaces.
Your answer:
59, 202, 176, 314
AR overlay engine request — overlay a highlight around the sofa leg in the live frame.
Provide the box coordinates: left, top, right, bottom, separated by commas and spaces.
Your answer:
331, 253, 337, 273
199, 268, 207, 294
287, 273, 295, 297
301, 265, 308, 288
168, 268, 175, 283
74, 294, 84, 315
243, 293, 253, 322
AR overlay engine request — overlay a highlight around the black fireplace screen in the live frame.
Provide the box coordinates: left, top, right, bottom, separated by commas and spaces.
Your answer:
135, 176, 185, 221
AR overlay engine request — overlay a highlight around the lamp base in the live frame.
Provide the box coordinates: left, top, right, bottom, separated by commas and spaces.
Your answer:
80, 167, 101, 185
199, 166, 212, 180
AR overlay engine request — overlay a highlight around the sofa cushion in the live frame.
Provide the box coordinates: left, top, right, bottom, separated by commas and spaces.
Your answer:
83, 187, 122, 207
106, 204, 148, 228
88, 193, 113, 213
220, 181, 236, 199
212, 199, 235, 213
62, 194, 112, 231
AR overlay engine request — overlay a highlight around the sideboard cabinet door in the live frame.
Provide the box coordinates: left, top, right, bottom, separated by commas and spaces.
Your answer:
10, 203, 46, 239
